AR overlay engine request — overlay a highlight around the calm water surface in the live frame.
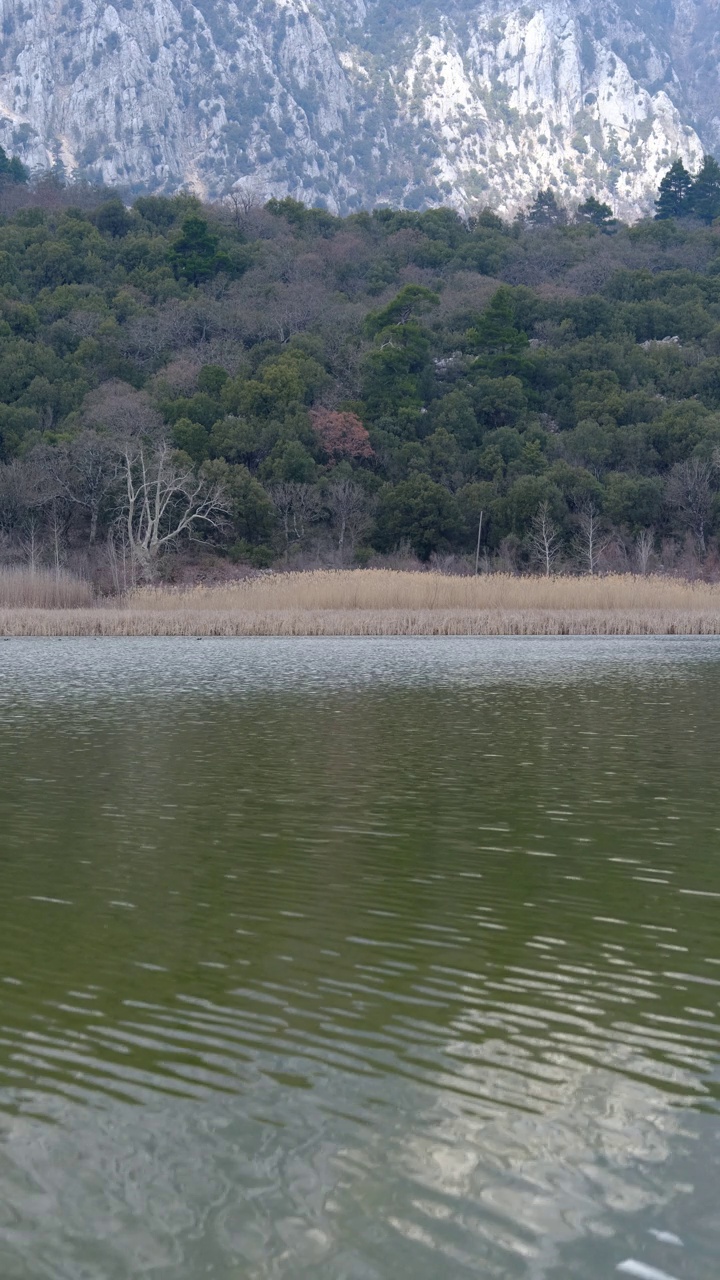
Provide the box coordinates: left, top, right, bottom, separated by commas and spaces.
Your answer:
0, 636, 718, 1280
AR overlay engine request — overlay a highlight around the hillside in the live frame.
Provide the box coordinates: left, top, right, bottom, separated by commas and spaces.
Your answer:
1, 182, 720, 579
0, 0, 714, 217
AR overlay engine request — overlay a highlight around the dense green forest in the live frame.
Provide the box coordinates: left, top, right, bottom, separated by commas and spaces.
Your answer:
2, 168, 720, 581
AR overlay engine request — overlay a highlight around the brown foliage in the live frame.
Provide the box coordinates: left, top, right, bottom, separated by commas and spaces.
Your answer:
309, 408, 374, 461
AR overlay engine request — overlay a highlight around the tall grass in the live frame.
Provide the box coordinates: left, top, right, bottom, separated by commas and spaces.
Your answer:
3, 607, 720, 636
129, 570, 720, 614
3, 570, 720, 635
0, 566, 94, 609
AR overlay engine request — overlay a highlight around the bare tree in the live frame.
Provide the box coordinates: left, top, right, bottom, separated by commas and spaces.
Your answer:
576, 502, 610, 575
32, 433, 120, 546
120, 303, 200, 368
666, 457, 716, 554
217, 181, 265, 234
82, 380, 164, 442
635, 528, 655, 575
529, 501, 561, 576
0, 455, 63, 566
268, 483, 322, 561
118, 443, 229, 578
327, 479, 371, 564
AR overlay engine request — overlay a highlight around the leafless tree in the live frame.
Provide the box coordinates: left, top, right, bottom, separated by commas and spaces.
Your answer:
529, 501, 561, 576
576, 502, 610, 575
0, 455, 64, 565
120, 302, 200, 367
81, 380, 164, 443
216, 182, 265, 234
117, 443, 229, 578
32, 433, 120, 546
262, 279, 328, 345
666, 457, 716, 554
268, 482, 322, 561
635, 528, 655, 575
327, 479, 372, 564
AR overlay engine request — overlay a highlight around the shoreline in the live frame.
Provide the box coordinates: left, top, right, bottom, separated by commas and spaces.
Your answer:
3, 607, 720, 637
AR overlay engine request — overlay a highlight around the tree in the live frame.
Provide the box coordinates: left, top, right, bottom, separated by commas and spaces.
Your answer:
576, 196, 615, 230
466, 289, 530, 377
529, 501, 561, 576
169, 216, 231, 283
309, 408, 374, 461
666, 456, 716, 552
202, 459, 275, 545
268, 482, 322, 560
527, 188, 567, 227
364, 284, 440, 337
0, 455, 61, 565
117, 442, 229, 577
0, 145, 28, 185
655, 160, 693, 219
635, 528, 655, 575
688, 156, 720, 224
576, 502, 609, 575
374, 474, 462, 561
327, 478, 371, 564
95, 198, 133, 238
32, 432, 119, 545
82, 381, 164, 444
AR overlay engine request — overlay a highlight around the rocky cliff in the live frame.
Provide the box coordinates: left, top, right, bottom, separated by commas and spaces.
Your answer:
0, 0, 714, 218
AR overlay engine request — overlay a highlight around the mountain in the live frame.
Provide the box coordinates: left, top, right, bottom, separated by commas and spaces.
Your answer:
0, 0, 715, 217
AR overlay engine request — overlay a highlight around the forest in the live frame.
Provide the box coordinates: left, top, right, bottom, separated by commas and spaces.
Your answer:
2, 163, 720, 582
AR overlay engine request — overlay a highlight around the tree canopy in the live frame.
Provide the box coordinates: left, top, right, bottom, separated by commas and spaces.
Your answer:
0, 168, 719, 577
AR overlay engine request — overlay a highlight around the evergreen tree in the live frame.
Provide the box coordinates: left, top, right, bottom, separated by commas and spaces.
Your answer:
169, 215, 232, 283
527, 188, 567, 227
576, 196, 616, 229
688, 155, 720, 224
655, 160, 693, 219
0, 144, 28, 184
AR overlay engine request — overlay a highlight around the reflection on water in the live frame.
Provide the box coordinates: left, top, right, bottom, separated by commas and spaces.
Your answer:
0, 637, 718, 1280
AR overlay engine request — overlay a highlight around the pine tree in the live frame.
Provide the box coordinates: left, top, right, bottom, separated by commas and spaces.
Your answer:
0, 144, 28, 184
576, 196, 616, 229
527, 188, 567, 227
688, 155, 720, 224
655, 160, 693, 219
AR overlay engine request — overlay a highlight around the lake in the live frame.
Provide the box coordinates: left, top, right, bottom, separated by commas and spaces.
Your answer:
0, 636, 718, 1280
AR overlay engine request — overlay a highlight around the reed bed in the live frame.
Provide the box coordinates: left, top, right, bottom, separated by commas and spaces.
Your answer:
3, 607, 720, 637
0, 566, 94, 609
3, 570, 720, 635
129, 570, 720, 615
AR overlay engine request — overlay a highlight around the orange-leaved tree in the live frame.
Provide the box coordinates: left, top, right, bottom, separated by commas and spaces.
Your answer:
309, 409, 374, 462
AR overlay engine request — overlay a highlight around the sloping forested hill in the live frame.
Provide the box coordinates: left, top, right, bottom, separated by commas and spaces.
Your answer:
2, 183, 720, 578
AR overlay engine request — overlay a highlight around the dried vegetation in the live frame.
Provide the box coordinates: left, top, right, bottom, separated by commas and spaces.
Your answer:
2, 569, 720, 635
0, 567, 94, 609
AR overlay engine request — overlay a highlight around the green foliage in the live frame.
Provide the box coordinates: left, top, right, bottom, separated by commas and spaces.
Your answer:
95, 198, 133, 238
527, 188, 567, 227
0, 183, 720, 567
0, 145, 29, 184
655, 160, 693, 220
364, 284, 440, 337
576, 196, 616, 230
375, 473, 462, 560
688, 156, 720, 224
655, 156, 720, 224
169, 216, 233, 283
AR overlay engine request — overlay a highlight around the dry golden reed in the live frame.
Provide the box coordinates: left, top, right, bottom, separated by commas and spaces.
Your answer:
129, 569, 720, 615
3, 570, 720, 635
2, 606, 720, 636
0, 566, 94, 610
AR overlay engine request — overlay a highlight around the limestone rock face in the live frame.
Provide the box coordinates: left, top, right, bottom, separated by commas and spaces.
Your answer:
0, 0, 712, 217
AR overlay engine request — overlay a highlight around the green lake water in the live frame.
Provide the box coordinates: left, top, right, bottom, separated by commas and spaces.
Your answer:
0, 636, 718, 1280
